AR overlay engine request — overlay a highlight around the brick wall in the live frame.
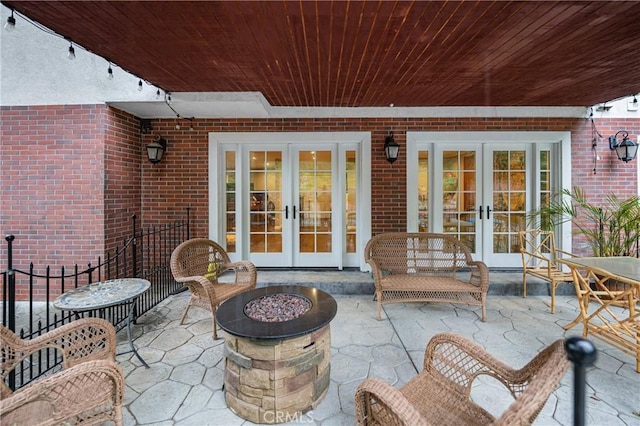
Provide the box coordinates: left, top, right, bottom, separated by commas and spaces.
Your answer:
142, 116, 639, 244
1, 107, 638, 292
104, 108, 143, 253
0, 105, 108, 264
1, 105, 106, 298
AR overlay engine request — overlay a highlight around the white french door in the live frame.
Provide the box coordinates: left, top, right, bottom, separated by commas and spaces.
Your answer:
408, 131, 571, 268
239, 145, 339, 267
292, 146, 338, 266
210, 132, 372, 269
432, 144, 530, 267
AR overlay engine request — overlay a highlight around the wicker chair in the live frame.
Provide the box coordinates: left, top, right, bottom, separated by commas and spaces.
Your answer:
355, 332, 570, 426
170, 238, 257, 339
1, 318, 124, 426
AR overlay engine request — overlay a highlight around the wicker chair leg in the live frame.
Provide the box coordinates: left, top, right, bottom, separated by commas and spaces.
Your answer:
212, 308, 219, 340
523, 271, 528, 298
551, 281, 557, 314
114, 405, 124, 426
377, 297, 382, 320
180, 304, 191, 325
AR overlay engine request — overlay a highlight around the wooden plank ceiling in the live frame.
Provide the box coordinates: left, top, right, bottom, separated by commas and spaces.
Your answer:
4, 0, 640, 107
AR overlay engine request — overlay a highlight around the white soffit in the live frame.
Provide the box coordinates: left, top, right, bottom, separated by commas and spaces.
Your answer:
108, 92, 588, 119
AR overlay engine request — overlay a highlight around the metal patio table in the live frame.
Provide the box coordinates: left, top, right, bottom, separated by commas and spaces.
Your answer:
53, 278, 151, 368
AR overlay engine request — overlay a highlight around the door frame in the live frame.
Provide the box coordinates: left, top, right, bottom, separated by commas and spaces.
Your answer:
208, 132, 372, 270
406, 131, 573, 265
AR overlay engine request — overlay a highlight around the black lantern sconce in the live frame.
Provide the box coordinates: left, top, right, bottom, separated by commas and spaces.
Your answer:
384, 131, 400, 164
608, 131, 638, 163
146, 134, 167, 164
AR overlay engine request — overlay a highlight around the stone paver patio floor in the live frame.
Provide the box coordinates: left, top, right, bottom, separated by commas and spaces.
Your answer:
116, 291, 640, 425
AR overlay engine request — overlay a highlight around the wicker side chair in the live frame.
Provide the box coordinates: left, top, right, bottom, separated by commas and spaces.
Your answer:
170, 238, 257, 339
1, 318, 124, 426
519, 229, 577, 314
355, 332, 570, 426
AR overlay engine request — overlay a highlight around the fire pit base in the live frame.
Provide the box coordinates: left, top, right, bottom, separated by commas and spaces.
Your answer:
223, 324, 331, 424
216, 286, 338, 424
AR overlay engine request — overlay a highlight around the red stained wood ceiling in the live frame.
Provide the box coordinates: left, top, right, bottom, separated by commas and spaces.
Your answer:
4, 1, 640, 107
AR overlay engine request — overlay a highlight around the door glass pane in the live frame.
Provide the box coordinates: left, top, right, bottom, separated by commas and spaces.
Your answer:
492, 150, 526, 254
418, 151, 429, 232
540, 150, 551, 216
225, 151, 236, 252
442, 151, 476, 251
299, 150, 332, 254
250, 150, 283, 254
345, 151, 357, 253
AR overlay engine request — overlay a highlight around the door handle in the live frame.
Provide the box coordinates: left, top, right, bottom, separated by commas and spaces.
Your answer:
478, 206, 483, 220
486, 206, 492, 219
293, 206, 297, 219
285, 205, 289, 219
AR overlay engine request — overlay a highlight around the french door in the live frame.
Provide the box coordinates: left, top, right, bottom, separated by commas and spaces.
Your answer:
408, 131, 569, 269
432, 144, 529, 267
212, 132, 371, 269
237, 145, 338, 267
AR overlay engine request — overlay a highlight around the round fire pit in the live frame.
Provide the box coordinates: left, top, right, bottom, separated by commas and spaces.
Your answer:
216, 285, 337, 424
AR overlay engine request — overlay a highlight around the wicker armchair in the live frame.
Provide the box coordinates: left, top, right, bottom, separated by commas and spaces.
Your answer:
355, 332, 570, 426
170, 238, 257, 339
1, 318, 124, 426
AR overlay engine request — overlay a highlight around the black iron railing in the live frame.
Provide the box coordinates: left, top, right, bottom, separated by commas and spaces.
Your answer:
1, 210, 190, 389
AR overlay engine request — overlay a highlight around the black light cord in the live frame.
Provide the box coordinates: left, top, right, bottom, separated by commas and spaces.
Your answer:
590, 109, 603, 175
3, 4, 167, 94
164, 93, 194, 130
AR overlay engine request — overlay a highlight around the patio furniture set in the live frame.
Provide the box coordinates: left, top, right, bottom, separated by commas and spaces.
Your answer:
1, 231, 637, 425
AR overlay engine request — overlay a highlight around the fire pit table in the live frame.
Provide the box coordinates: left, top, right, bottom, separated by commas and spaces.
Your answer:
216, 285, 337, 424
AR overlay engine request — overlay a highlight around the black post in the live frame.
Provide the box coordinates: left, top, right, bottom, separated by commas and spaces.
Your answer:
565, 337, 597, 426
5, 234, 16, 390
5, 235, 16, 333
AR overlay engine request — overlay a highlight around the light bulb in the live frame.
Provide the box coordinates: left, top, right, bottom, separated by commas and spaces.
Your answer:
67, 43, 75, 60
138, 79, 143, 91
107, 65, 113, 79
5, 11, 15, 32
167, 94, 172, 104
175, 123, 181, 130
156, 89, 161, 99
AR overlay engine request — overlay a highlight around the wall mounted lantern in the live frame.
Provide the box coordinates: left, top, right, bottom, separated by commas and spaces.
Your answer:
384, 131, 400, 164
608, 130, 638, 163
146, 134, 167, 164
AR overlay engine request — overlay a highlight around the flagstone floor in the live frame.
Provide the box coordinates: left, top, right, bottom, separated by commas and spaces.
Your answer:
115, 282, 640, 426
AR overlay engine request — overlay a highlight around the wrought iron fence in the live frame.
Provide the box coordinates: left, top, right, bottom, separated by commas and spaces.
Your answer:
1, 210, 190, 390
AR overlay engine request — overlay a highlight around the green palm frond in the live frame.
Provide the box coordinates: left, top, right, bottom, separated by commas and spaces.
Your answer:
527, 187, 639, 257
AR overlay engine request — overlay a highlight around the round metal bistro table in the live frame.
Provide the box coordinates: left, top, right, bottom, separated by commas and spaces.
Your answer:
53, 278, 151, 368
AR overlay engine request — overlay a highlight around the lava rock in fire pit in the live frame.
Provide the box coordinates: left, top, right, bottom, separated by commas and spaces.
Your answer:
244, 293, 311, 322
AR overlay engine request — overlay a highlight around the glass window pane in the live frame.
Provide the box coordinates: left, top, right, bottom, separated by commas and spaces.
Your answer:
316, 151, 332, 170
316, 234, 331, 253
300, 234, 314, 253
266, 234, 282, 253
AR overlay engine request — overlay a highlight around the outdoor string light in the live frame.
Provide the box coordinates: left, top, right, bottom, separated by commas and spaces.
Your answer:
4, 9, 15, 31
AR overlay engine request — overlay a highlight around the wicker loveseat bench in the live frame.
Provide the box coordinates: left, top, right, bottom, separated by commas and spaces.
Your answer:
364, 233, 489, 321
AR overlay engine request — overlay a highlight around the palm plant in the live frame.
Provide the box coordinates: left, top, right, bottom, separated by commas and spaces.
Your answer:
528, 187, 640, 257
